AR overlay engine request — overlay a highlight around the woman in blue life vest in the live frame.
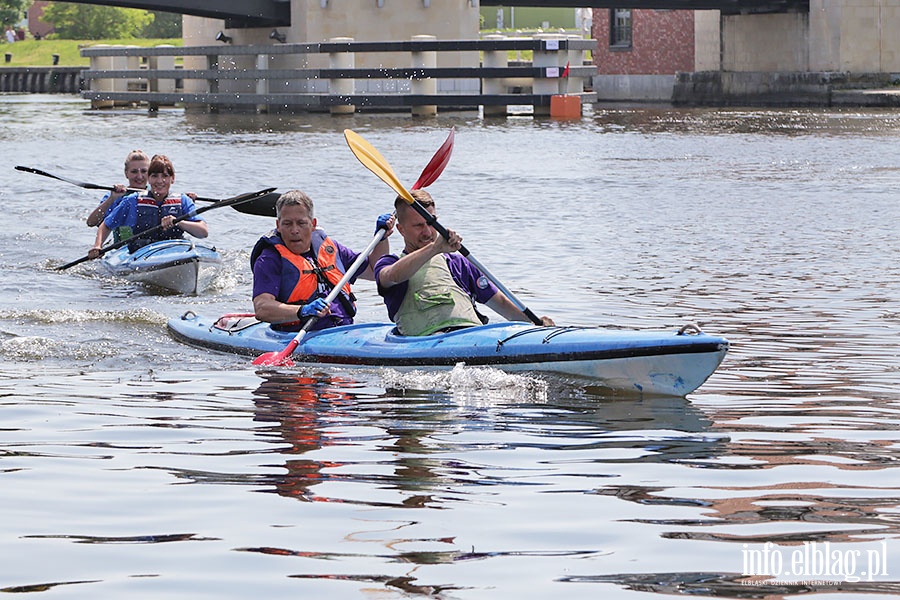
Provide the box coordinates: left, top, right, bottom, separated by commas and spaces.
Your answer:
88, 155, 208, 259
251, 190, 394, 332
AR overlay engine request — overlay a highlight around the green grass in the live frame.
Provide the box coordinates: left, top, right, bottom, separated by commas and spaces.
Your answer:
0, 38, 181, 68
1, 34, 589, 68
479, 28, 592, 62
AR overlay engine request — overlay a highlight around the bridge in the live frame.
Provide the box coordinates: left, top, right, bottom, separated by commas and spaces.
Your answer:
60, 0, 808, 28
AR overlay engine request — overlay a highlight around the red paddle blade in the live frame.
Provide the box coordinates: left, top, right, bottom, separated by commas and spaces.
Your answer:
412, 128, 454, 190
252, 340, 299, 367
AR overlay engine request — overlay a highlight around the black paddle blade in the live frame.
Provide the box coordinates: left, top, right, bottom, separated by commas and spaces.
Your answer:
228, 191, 278, 217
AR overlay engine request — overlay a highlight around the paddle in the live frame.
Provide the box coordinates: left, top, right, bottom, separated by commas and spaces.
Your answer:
55, 187, 276, 271
412, 127, 454, 189
14, 165, 278, 217
343, 128, 543, 326
252, 129, 456, 367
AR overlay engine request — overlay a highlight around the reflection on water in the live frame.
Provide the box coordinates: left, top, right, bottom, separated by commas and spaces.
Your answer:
1, 358, 899, 596
236, 371, 729, 594
252, 371, 360, 503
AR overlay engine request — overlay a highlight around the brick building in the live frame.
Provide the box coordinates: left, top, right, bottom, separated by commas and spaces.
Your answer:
592, 8, 698, 101
27, 1, 54, 40
594, 9, 695, 74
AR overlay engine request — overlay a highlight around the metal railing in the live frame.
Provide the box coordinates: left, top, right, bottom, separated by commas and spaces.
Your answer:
80, 36, 596, 115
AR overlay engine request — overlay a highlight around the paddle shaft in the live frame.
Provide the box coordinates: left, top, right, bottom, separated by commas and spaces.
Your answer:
15, 165, 276, 216
266, 224, 392, 361
16, 165, 216, 201
56, 188, 275, 271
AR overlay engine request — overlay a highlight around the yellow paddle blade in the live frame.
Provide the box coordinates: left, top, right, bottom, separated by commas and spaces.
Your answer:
343, 129, 415, 204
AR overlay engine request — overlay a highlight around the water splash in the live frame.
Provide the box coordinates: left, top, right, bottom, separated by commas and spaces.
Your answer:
380, 362, 549, 404
0, 335, 118, 360
0, 307, 167, 326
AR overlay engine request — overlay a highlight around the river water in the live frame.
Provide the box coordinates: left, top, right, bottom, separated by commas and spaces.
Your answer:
1, 95, 899, 598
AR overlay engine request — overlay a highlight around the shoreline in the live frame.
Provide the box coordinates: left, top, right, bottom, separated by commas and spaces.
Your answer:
5, 66, 900, 108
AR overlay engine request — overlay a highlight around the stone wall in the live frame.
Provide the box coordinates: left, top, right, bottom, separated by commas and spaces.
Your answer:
0, 67, 81, 93
673, 70, 900, 106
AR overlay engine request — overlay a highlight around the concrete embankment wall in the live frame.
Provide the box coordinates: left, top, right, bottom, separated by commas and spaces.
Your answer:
0, 67, 83, 93
672, 71, 900, 107
591, 74, 676, 103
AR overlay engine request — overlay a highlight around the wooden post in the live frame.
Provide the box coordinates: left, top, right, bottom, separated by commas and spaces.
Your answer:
410, 34, 437, 117
206, 54, 219, 113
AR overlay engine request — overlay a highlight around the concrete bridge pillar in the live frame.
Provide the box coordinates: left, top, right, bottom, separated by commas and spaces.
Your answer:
533, 33, 565, 116
89, 45, 128, 108
482, 33, 508, 117
329, 37, 355, 115
410, 34, 437, 117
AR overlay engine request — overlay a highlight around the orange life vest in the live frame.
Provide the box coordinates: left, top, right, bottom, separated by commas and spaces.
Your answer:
250, 229, 356, 315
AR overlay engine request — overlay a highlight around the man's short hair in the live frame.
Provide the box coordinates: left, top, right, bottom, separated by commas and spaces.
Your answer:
276, 190, 314, 218
394, 189, 434, 214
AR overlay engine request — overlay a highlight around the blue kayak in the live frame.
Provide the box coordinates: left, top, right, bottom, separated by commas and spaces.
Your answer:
168, 312, 729, 396
102, 239, 222, 295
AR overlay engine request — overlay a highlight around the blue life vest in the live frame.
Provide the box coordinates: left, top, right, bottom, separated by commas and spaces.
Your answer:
129, 194, 187, 249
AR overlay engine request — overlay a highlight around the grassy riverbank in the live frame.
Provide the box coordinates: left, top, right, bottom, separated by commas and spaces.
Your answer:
1, 32, 591, 67
1, 38, 181, 67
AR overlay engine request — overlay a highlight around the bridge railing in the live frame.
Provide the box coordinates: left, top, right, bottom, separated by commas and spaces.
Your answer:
80, 36, 596, 116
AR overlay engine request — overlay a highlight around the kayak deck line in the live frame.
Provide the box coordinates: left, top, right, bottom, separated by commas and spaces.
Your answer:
122, 240, 219, 273
496, 321, 711, 349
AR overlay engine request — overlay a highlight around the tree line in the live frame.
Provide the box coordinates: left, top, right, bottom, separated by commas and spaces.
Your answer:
2, 1, 181, 40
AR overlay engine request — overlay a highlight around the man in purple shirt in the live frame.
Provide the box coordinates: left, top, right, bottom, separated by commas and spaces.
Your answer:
374, 190, 553, 336
251, 190, 394, 332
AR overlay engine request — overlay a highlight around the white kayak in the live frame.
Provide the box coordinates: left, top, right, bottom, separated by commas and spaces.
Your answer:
102, 238, 222, 295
